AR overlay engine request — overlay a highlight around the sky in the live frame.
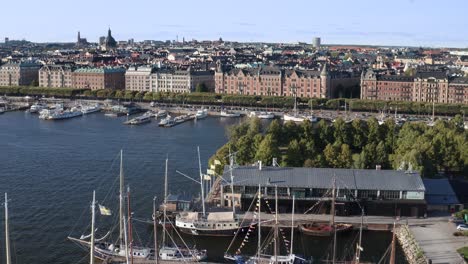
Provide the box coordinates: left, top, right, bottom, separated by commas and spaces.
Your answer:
1, 0, 467, 48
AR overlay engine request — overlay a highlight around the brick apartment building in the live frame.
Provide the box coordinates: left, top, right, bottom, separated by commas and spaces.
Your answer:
0, 61, 42, 86
39, 64, 74, 88
361, 69, 468, 104
72, 67, 126, 90
214, 62, 358, 98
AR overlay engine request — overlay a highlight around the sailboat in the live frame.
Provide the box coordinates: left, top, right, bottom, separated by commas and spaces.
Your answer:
175, 148, 252, 236
225, 185, 311, 264
4, 193, 12, 264
158, 158, 208, 262
299, 179, 352, 237
283, 86, 307, 123
68, 150, 153, 262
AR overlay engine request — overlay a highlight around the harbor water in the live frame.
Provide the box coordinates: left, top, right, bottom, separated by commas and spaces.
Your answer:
0, 111, 406, 263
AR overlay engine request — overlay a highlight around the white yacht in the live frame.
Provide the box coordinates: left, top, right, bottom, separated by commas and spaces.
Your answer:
158, 115, 173, 126
46, 107, 83, 120
81, 104, 101, 115
220, 110, 241, 117
29, 103, 47, 113
256, 112, 275, 119
195, 109, 208, 120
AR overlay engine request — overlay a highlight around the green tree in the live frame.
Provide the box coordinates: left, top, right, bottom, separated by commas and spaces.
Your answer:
333, 117, 351, 146
351, 119, 367, 151
316, 120, 333, 149
284, 140, 303, 167
254, 134, 280, 166
267, 119, 282, 142
236, 135, 254, 165
323, 144, 340, 167
282, 121, 299, 145
337, 144, 353, 168
375, 141, 389, 168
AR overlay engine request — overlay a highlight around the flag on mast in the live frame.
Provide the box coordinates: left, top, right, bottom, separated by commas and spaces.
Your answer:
99, 205, 112, 216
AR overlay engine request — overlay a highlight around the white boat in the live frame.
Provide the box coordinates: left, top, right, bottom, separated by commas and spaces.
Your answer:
195, 109, 208, 120
176, 150, 251, 237
220, 110, 241, 117
155, 110, 168, 118
257, 112, 275, 119
29, 103, 47, 113
124, 115, 152, 125
81, 104, 101, 115
45, 107, 83, 120
68, 151, 154, 262
283, 113, 306, 122
158, 115, 173, 126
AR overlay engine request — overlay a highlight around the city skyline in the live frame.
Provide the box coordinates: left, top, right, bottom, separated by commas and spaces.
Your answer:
2, 0, 468, 48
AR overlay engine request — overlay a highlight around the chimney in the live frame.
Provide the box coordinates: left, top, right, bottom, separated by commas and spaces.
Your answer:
258, 160, 262, 171
376, 165, 381, 170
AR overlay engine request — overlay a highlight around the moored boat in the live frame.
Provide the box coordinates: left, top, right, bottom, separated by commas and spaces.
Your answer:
195, 109, 208, 120
220, 110, 241, 117
298, 223, 352, 236
81, 103, 101, 115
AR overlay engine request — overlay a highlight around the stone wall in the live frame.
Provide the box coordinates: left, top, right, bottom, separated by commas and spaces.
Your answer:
396, 225, 427, 264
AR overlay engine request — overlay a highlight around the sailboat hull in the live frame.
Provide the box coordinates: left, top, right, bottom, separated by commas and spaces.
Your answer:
298, 223, 353, 236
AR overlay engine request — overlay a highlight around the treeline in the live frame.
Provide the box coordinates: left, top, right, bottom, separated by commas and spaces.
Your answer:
209, 116, 468, 177
1, 86, 467, 115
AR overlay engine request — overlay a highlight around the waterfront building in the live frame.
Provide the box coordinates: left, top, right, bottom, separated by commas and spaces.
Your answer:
215, 63, 354, 99
0, 61, 42, 87
361, 68, 468, 104
219, 165, 426, 217
72, 67, 125, 90
125, 66, 153, 92
39, 64, 74, 88
149, 67, 214, 93
423, 179, 463, 213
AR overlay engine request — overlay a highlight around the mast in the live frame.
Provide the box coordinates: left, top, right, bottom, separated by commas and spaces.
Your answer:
153, 197, 159, 264
274, 186, 278, 264
163, 158, 168, 246
389, 222, 396, 264
5, 193, 11, 264
331, 178, 337, 264
128, 186, 133, 264
229, 154, 236, 214
119, 149, 124, 245
90, 191, 96, 264
257, 184, 261, 260
123, 216, 130, 264
355, 209, 364, 264
197, 146, 206, 217
290, 195, 295, 255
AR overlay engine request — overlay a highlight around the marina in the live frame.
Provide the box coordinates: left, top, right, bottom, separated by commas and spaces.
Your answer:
0, 111, 411, 264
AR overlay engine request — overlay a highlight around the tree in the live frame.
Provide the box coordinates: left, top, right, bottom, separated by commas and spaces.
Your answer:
351, 119, 367, 151
267, 119, 282, 142
337, 144, 353, 168
282, 121, 299, 145
248, 117, 262, 136
254, 134, 280, 166
316, 120, 333, 149
375, 141, 389, 168
323, 144, 340, 167
195, 83, 208, 93
284, 140, 303, 167
236, 135, 254, 165
30, 79, 39, 87
333, 117, 351, 146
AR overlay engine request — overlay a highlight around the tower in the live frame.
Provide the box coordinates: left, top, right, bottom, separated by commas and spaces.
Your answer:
320, 64, 330, 98
77, 31, 80, 43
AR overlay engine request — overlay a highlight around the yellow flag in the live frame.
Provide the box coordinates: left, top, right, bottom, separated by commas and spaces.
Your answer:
99, 205, 112, 216
210, 164, 216, 170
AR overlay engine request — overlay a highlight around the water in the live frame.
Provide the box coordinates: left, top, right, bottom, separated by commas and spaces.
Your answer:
0, 112, 406, 263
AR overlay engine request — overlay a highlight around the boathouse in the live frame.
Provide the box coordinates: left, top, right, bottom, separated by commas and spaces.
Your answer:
219, 165, 426, 217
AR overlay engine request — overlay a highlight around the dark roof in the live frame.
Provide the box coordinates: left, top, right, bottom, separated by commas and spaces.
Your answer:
450, 77, 468, 85
423, 179, 460, 205
377, 75, 414, 82
223, 166, 425, 192
415, 71, 447, 79
449, 179, 468, 204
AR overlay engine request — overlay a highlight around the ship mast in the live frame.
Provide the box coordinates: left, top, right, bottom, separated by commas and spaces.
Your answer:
123, 216, 130, 264
331, 178, 337, 264
257, 184, 261, 260
90, 191, 96, 264
290, 194, 295, 255
274, 186, 279, 264
229, 153, 236, 214
128, 186, 134, 264
163, 158, 168, 246
119, 150, 124, 245
389, 222, 396, 264
197, 146, 206, 217
355, 208, 364, 264
153, 197, 159, 264
5, 193, 11, 264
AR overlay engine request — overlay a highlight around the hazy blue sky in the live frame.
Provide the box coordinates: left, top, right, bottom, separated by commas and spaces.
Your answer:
2, 0, 467, 47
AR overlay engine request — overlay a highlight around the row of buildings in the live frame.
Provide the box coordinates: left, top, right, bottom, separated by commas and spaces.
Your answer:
361, 69, 468, 104
1, 61, 467, 103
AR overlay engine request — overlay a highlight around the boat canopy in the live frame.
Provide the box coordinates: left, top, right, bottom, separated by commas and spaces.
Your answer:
207, 212, 234, 221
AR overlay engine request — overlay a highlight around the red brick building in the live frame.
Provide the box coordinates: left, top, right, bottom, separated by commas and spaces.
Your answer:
72, 67, 125, 90
361, 69, 468, 104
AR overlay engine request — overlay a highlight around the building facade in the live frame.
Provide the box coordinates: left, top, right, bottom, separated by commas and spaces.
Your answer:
149, 68, 214, 93
72, 67, 125, 90
219, 166, 426, 217
0, 61, 42, 87
39, 65, 74, 88
361, 69, 468, 104
215, 63, 333, 98
125, 66, 153, 92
